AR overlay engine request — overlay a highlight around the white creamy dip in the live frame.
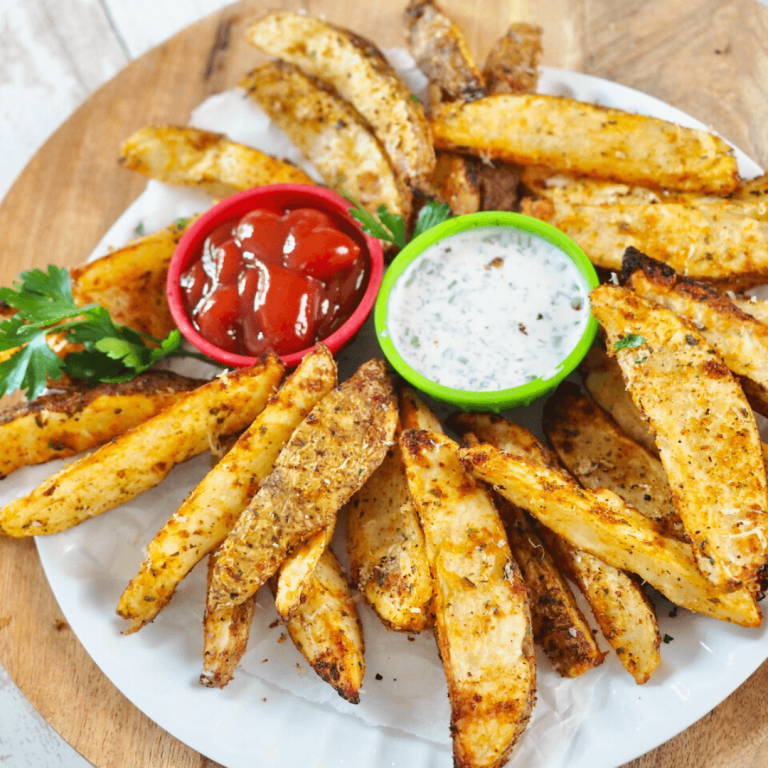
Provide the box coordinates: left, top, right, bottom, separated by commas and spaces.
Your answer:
387, 226, 591, 392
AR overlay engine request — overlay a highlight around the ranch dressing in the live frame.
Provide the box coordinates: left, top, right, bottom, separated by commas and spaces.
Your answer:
386, 226, 591, 392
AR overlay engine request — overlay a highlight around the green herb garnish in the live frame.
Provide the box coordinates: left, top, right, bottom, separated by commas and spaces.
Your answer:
135, 222, 145, 236
613, 333, 646, 351
410, 94, 420, 102
663, 634, 674, 644
175, 217, 190, 229
0, 265, 220, 400
343, 194, 451, 252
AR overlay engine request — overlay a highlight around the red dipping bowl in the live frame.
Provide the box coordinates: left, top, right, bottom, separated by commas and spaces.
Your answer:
167, 184, 384, 368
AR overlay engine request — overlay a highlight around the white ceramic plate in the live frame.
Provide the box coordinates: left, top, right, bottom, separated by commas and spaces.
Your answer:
15, 66, 765, 768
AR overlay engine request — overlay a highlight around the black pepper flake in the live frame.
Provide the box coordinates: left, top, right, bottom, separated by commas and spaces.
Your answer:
375, 673, 383, 681
685, 335, 700, 346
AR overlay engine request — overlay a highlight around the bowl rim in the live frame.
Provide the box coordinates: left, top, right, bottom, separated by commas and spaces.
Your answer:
374, 211, 599, 411
166, 183, 384, 368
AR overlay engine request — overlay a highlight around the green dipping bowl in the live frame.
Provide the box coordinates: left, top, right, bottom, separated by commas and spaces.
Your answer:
374, 211, 599, 412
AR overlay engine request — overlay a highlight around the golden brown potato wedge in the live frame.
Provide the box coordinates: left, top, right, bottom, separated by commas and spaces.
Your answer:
731, 173, 768, 200
450, 411, 659, 683
401, 429, 535, 768
347, 428, 435, 632
116, 346, 334, 633
120, 126, 314, 197
278, 547, 365, 703
208, 359, 397, 612
241, 62, 411, 225
580, 345, 659, 457
0, 359, 284, 538
591, 284, 768, 592
536, 525, 660, 684
246, 11, 435, 189
483, 22, 542, 96
459, 443, 761, 627
0, 371, 201, 479
200, 551, 257, 689
521, 196, 768, 289
71, 218, 195, 340
543, 382, 685, 541
495, 495, 606, 677
404, 0, 485, 109
431, 94, 739, 194
274, 524, 335, 623
624, 249, 768, 418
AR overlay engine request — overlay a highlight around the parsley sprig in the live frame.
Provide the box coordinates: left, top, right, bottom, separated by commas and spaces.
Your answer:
0, 265, 219, 400
613, 333, 646, 351
343, 195, 452, 251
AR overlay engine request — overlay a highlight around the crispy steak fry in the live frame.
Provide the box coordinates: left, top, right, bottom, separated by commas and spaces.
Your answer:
71, 218, 195, 340
399, 385, 445, 434
246, 11, 435, 188
241, 62, 411, 225
483, 22, 542, 96
431, 95, 739, 194
429, 152, 482, 215
208, 359, 397, 612
451, 412, 659, 683
277, 548, 365, 704
401, 430, 535, 768
624, 249, 768, 418
0, 359, 284, 538
120, 126, 313, 196
116, 346, 334, 632
459, 444, 761, 627
0, 371, 202, 479
522, 197, 768, 289
543, 382, 685, 541
591, 284, 768, 591
404, 0, 486, 109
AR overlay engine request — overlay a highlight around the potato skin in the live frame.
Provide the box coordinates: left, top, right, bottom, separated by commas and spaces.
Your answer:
0, 358, 284, 537
0, 371, 202, 479
246, 11, 435, 189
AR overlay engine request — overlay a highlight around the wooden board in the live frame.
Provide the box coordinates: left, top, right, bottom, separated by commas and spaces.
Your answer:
0, 1, 767, 766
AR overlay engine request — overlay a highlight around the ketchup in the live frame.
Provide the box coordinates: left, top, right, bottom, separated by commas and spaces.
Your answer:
179, 207, 367, 357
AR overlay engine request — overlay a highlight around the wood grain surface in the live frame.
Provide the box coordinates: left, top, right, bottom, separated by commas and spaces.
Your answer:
1, 1, 767, 767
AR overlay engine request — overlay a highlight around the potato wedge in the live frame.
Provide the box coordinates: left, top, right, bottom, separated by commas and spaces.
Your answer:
535, 525, 660, 684
277, 547, 365, 703
483, 22, 542, 96
591, 285, 768, 592
71, 217, 194, 340
274, 524, 335, 623
399, 384, 444, 434
404, 0, 485, 109
241, 62, 411, 225
246, 11, 435, 188
401, 429, 535, 768
451, 412, 659, 683
208, 359, 397, 612
543, 382, 685, 541
0, 358, 284, 538
200, 551, 257, 689
624, 248, 768, 418
732, 173, 768, 200
117, 346, 334, 632
495, 494, 606, 677
0, 371, 202, 479
580, 345, 659, 457
459, 443, 761, 627
120, 126, 313, 197
347, 427, 435, 632
431, 95, 739, 194
348, 384, 437, 632
522, 196, 768, 289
